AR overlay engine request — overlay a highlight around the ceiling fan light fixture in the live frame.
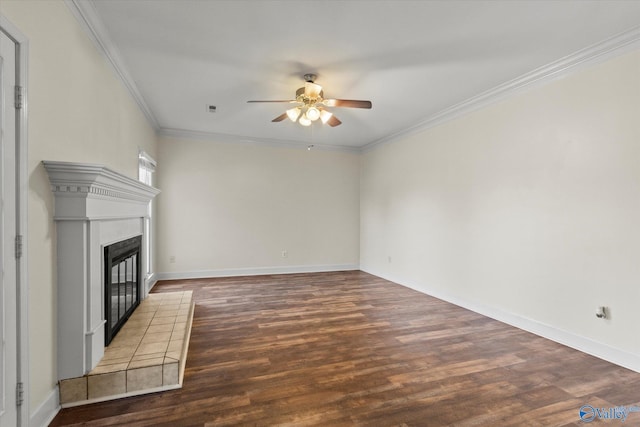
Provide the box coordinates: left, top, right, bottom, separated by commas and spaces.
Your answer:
319, 109, 333, 124
298, 114, 312, 126
306, 106, 321, 121
305, 82, 323, 100
286, 107, 301, 122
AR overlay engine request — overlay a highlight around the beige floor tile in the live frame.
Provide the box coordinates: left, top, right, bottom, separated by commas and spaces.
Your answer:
163, 362, 179, 385
124, 320, 146, 330
173, 322, 187, 332
88, 371, 126, 399
146, 323, 174, 334
116, 330, 147, 340
89, 362, 129, 375
120, 320, 155, 333
118, 333, 148, 342
101, 347, 136, 360
131, 352, 166, 362
136, 341, 169, 355
127, 365, 162, 392
150, 316, 175, 326
167, 339, 184, 352
158, 302, 180, 309
171, 329, 186, 340
95, 356, 133, 367
128, 357, 165, 369
107, 335, 144, 348
59, 377, 87, 404
130, 309, 155, 318
141, 331, 172, 344
154, 309, 179, 317
142, 304, 161, 310
165, 350, 182, 361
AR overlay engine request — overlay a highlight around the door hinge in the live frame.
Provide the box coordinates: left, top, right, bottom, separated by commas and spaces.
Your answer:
14, 85, 23, 109
15, 234, 23, 259
16, 382, 24, 407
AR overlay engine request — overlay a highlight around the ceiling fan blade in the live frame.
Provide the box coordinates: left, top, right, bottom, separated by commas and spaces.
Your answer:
324, 99, 372, 109
247, 100, 296, 103
327, 115, 342, 127
271, 113, 288, 122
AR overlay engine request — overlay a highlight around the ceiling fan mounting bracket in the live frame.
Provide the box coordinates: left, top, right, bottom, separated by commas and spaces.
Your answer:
303, 73, 317, 83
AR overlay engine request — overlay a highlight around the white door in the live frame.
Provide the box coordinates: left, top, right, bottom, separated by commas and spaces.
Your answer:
0, 28, 18, 427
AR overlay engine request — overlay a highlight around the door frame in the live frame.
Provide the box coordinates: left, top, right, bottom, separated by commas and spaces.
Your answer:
0, 14, 29, 427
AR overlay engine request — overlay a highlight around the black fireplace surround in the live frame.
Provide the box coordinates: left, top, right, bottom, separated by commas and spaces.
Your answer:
104, 235, 142, 346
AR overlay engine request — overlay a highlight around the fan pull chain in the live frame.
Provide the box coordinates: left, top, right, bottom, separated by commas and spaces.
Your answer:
308, 121, 315, 151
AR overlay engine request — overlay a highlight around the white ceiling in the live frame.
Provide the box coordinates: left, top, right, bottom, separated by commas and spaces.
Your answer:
80, 0, 640, 150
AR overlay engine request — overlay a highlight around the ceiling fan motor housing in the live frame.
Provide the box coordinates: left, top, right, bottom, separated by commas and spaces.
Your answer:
296, 86, 324, 104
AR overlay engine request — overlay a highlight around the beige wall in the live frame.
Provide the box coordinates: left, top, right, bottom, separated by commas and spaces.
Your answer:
2, 0, 158, 412
361, 50, 640, 359
157, 137, 360, 275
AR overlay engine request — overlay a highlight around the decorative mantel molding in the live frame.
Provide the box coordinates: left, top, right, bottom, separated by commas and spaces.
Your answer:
43, 160, 160, 381
43, 160, 160, 220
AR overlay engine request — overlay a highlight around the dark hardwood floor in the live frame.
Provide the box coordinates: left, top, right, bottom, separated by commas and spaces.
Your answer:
50, 271, 640, 426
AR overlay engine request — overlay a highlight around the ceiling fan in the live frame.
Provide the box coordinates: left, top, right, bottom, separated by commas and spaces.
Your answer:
247, 74, 372, 127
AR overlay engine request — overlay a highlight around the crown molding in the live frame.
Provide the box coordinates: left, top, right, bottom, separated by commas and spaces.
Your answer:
64, 0, 159, 130
159, 127, 362, 153
363, 25, 640, 152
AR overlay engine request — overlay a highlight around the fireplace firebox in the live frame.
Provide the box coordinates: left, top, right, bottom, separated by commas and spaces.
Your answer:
104, 235, 142, 345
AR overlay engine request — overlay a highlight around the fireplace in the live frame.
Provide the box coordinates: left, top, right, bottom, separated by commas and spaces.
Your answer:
104, 235, 142, 345
43, 161, 160, 380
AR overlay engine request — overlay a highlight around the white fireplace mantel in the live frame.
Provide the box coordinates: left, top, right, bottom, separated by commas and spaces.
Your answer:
43, 160, 160, 220
43, 161, 160, 380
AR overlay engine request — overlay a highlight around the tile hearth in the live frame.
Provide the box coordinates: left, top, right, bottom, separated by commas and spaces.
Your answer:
59, 291, 194, 407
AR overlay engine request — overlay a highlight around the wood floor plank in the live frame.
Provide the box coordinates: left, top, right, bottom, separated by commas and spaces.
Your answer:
50, 271, 640, 426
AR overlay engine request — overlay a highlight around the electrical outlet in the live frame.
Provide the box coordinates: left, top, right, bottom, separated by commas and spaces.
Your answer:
282, 250, 288, 258
169, 255, 176, 263
388, 256, 392, 263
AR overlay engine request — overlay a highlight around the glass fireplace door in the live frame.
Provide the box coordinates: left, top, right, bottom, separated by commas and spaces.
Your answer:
105, 236, 141, 345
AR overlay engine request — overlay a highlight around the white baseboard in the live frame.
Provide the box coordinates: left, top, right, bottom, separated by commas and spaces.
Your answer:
363, 269, 640, 374
30, 386, 59, 427
145, 272, 158, 292
156, 264, 360, 281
